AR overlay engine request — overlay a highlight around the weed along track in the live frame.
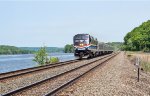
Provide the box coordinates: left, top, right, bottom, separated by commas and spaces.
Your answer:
2, 53, 118, 96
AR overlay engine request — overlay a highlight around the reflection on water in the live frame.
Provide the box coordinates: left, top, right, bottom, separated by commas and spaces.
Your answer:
0, 53, 76, 73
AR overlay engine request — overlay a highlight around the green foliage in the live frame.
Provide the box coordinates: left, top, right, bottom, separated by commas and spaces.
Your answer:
123, 20, 150, 51
33, 47, 48, 65
49, 57, 59, 63
20, 47, 63, 53
106, 42, 123, 51
33, 46, 60, 66
91, 37, 98, 45
0, 45, 33, 55
64, 44, 74, 53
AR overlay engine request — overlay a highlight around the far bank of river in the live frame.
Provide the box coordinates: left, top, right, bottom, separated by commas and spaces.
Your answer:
0, 53, 76, 73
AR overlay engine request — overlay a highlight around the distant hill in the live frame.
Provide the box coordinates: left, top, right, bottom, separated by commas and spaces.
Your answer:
20, 47, 64, 53
0, 45, 34, 55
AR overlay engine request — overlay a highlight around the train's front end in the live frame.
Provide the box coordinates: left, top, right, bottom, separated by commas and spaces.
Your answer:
73, 34, 90, 59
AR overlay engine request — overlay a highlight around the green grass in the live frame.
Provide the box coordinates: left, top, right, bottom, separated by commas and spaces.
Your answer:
141, 61, 150, 72
126, 51, 150, 72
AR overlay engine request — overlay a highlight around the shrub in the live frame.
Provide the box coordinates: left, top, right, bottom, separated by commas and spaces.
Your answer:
33, 46, 60, 66
49, 57, 59, 63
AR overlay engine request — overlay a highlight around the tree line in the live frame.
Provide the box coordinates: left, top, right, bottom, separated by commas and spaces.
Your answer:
20, 47, 64, 53
106, 42, 123, 51
0, 45, 33, 54
123, 20, 150, 52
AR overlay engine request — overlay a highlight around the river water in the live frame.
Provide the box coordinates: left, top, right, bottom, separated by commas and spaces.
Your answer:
0, 53, 76, 73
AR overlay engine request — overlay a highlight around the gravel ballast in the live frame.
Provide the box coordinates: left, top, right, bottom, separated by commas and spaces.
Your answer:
10, 54, 113, 96
57, 52, 150, 96
0, 54, 111, 95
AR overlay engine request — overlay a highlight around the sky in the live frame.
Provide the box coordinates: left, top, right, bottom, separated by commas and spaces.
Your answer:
0, 0, 150, 47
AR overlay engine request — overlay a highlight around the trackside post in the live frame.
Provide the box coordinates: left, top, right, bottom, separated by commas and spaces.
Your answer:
136, 57, 140, 82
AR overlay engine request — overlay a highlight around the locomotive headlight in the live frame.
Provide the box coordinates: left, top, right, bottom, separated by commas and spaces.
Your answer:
80, 44, 83, 46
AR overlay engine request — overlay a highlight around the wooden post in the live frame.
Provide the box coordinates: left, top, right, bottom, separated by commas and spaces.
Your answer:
136, 57, 140, 82
138, 67, 140, 82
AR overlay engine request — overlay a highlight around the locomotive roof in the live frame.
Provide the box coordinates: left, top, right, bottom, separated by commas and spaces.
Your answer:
75, 34, 89, 35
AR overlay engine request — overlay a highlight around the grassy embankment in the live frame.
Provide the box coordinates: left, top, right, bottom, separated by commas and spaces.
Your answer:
126, 51, 150, 72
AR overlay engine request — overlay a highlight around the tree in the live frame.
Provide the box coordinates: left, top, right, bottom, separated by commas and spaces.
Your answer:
64, 44, 74, 53
123, 20, 150, 51
33, 47, 48, 65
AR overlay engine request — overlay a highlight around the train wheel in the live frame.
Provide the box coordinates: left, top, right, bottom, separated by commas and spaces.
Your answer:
79, 52, 83, 60
88, 52, 93, 59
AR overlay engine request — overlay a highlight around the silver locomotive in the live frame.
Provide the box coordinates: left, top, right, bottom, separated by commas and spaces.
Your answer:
73, 34, 114, 59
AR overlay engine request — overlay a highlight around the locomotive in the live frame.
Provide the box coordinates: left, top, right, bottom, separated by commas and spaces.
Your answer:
73, 34, 114, 59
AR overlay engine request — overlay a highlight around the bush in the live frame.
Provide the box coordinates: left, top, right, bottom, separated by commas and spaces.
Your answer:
49, 57, 59, 63
33, 46, 60, 66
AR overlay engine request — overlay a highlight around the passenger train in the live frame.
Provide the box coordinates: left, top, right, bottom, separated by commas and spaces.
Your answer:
73, 34, 114, 59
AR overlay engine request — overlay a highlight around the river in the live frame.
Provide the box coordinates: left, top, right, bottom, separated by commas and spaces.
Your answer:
0, 53, 76, 73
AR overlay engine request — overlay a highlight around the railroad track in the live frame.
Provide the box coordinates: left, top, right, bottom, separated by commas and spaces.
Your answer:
2, 53, 118, 96
0, 59, 79, 80
1, 55, 107, 95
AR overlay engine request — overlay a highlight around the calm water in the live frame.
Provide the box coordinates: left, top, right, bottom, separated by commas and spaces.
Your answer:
0, 53, 76, 73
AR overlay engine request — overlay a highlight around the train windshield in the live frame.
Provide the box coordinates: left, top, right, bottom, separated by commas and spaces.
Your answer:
74, 34, 89, 46
74, 34, 89, 40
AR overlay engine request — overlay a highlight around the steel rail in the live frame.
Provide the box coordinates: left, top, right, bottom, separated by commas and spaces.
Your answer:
0, 59, 79, 80
45, 53, 118, 96
2, 53, 117, 96
0, 59, 77, 75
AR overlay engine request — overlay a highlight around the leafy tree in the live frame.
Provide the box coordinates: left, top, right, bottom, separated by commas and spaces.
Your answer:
123, 20, 150, 51
94, 38, 98, 45
64, 44, 74, 53
33, 47, 48, 65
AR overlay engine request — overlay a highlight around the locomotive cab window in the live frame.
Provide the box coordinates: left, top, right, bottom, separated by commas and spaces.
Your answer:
73, 34, 90, 46
74, 34, 89, 40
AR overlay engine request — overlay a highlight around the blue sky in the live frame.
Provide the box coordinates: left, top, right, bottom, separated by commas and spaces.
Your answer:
0, 0, 150, 47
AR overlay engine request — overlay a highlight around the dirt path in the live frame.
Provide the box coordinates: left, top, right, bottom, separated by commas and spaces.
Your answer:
57, 52, 150, 96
